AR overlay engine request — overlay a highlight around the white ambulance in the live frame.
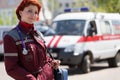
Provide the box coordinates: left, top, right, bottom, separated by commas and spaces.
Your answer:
44, 11, 120, 73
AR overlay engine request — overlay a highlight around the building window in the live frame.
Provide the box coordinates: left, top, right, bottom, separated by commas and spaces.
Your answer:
59, 3, 62, 8
65, 3, 69, 8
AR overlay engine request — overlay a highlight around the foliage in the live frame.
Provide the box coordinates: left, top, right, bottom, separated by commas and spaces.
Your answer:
0, 15, 4, 25
97, 0, 120, 13
0, 9, 18, 26
75, 0, 120, 13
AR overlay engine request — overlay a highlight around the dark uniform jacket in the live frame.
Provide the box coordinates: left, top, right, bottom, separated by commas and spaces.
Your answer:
4, 22, 54, 80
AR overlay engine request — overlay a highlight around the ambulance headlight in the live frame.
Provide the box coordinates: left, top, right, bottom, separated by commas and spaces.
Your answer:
64, 45, 75, 52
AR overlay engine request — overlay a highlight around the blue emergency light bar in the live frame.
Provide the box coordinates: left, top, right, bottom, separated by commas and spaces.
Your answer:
80, 7, 89, 12
64, 8, 71, 12
64, 7, 89, 12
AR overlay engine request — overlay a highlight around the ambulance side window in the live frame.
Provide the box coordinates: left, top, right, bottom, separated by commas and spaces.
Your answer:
112, 20, 120, 34
99, 21, 111, 34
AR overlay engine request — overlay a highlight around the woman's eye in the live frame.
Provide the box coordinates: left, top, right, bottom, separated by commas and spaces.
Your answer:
27, 10, 38, 14
28, 10, 32, 13
35, 11, 38, 14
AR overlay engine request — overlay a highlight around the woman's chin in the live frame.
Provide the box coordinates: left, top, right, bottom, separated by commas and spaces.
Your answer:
27, 21, 35, 24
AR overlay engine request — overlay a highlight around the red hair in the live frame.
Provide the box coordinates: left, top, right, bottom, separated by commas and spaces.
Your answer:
16, 0, 42, 20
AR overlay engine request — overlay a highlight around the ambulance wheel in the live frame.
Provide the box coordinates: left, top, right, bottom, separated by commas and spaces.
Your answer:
82, 55, 91, 73
108, 52, 120, 67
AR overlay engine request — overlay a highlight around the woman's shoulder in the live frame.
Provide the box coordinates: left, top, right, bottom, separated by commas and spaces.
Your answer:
7, 27, 17, 36
6, 27, 20, 41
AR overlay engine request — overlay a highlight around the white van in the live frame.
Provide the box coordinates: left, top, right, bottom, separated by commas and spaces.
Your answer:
0, 26, 13, 61
44, 11, 120, 73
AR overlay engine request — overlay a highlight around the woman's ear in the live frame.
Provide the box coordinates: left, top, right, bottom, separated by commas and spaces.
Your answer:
19, 11, 23, 16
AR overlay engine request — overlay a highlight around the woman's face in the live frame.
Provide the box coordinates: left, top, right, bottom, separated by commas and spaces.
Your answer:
19, 5, 39, 24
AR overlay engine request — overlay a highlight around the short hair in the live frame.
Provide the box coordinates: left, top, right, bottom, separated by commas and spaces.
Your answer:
16, 0, 42, 20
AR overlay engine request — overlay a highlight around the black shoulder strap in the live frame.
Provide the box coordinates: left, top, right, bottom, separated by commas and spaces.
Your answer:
35, 31, 54, 60
46, 46, 54, 60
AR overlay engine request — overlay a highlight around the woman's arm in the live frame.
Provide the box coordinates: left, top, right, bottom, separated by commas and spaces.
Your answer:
4, 35, 36, 80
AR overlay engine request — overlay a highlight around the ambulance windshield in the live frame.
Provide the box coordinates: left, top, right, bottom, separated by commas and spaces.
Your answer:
51, 20, 85, 35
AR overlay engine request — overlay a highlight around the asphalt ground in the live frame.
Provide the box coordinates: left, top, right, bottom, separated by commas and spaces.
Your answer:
1, 61, 120, 80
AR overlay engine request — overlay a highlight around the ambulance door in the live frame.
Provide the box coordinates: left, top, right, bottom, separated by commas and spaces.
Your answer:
95, 20, 114, 59
86, 20, 102, 59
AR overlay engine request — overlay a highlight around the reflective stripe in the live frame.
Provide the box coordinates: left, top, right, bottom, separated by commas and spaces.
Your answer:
4, 53, 18, 57
16, 39, 33, 45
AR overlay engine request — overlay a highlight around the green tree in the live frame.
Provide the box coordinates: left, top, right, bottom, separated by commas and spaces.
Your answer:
76, 0, 120, 13
97, 0, 120, 13
0, 15, 4, 25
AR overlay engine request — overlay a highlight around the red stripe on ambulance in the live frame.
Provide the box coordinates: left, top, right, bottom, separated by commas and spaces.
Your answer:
53, 36, 63, 48
77, 34, 120, 42
47, 36, 56, 48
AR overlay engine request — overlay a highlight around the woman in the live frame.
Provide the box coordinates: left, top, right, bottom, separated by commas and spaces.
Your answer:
3, 0, 60, 80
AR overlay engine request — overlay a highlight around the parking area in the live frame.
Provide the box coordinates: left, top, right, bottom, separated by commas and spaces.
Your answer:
1, 61, 120, 80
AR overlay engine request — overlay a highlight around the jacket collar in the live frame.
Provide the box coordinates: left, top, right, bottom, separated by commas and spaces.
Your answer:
18, 21, 34, 34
